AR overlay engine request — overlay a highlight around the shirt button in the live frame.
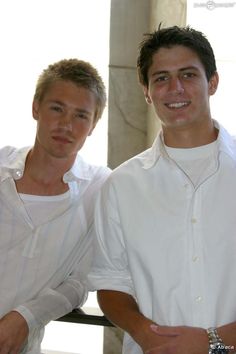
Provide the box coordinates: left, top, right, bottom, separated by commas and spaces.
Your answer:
192, 256, 199, 262
63, 172, 73, 183
191, 218, 197, 223
14, 169, 23, 179
195, 296, 203, 303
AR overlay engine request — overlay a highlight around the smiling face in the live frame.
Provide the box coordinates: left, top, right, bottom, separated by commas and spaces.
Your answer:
32, 80, 97, 161
144, 45, 218, 142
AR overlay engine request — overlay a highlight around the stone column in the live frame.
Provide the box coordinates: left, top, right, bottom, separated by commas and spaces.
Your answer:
107, 0, 150, 169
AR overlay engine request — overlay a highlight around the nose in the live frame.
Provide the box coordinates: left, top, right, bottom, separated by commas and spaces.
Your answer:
169, 77, 184, 94
58, 112, 73, 130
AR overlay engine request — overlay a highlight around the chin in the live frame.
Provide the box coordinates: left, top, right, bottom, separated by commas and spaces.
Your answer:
169, 116, 193, 126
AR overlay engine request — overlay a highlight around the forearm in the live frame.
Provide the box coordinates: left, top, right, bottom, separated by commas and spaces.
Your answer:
218, 322, 236, 352
15, 279, 87, 332
97, 290, 167, 350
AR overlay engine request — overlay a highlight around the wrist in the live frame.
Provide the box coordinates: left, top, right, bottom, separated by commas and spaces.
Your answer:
206, 327, 229, 354
218, 323, 236, 353
130, 316, 156, 348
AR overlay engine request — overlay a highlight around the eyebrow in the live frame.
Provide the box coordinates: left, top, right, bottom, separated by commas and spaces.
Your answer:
47, 100, 93, 115
151, 66, 200, 77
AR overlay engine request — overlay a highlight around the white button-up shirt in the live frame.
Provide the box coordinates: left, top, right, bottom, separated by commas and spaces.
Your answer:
0, 146, 110, 353
88, 121, 236, 354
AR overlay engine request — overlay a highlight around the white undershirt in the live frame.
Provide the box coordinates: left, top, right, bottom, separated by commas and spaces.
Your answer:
165, 141, 218, 186
19, 190, 71, 227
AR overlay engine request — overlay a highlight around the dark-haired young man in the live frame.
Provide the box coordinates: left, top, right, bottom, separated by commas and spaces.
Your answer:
0, 58, 110, 353
88, 26, 236, 354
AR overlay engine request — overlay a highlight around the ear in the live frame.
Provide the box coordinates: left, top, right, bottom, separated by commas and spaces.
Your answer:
208, 72, 219, 96
32, 100, 40, 121
143, 86, 152, 104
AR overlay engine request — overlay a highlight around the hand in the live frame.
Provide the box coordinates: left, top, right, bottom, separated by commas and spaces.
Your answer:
0, 311, 29, 353
135, 320, 175, 353
145, 324, 209, 354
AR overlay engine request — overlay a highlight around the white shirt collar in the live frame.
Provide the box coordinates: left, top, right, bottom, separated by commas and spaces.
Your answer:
142, 120, 236, 170
0, 146, 93, 182
63, 155, 93, 183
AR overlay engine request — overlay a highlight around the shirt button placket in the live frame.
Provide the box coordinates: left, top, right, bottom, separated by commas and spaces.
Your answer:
190, 191, 205, 326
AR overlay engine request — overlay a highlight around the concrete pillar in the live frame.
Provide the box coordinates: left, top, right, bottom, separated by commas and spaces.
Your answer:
107, 0, 150, 169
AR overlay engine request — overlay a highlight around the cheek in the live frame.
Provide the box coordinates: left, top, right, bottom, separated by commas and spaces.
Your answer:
195, 87, 209, 105
73, 121, 93, 136
150, 86, 165, 101
151, 92, 165, 112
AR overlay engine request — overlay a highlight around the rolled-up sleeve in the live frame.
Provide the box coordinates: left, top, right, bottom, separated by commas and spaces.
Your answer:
87, 180, 135, 298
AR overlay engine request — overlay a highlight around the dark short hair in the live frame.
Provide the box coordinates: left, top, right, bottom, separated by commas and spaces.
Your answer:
34, 58, 106, 123
137, 25, 217, 87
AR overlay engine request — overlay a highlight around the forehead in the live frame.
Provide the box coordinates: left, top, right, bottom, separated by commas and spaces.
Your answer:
148, 45, 205, 74
42, 80, 96, 103
44, 80, 85, 95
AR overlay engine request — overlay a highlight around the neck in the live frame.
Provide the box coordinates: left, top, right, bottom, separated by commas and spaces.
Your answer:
162, 120, 218, 148
15, 146, 76, 195
25, 147, 75, 184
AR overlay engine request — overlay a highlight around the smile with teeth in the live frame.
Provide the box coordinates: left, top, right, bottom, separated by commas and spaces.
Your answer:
165, 101, 190, 109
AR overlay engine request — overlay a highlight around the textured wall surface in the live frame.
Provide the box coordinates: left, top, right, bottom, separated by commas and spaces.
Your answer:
108, 0, 150, 169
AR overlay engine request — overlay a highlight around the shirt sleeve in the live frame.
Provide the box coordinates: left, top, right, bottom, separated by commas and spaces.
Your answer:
14, 277, 87, 332
87, 179, 135, 298
14, 228, 94, 333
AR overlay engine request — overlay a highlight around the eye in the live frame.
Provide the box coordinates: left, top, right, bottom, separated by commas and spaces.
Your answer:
75, 113, 86, 119
155, 75, 169, 83
50, 105, 63, 113
182, 72, 196, 79
74, 111, 90, 120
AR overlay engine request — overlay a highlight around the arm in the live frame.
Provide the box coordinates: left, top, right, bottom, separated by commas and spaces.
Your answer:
15, 276, 87, 328
11, 231, 93, 352
0, 276, 86, 354
1, 265, 88, 353
0, 274, 86, 354
97, 289, 174, 353
88, 182, 173, 352
0, 311, 29, 354
99, 290, 235, 354
14, 220, 95, 332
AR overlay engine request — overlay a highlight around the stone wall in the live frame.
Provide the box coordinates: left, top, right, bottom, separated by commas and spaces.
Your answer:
108, 0, 150, 169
